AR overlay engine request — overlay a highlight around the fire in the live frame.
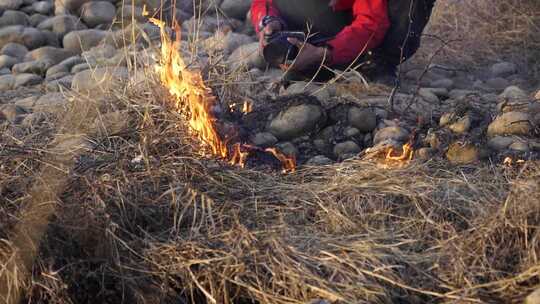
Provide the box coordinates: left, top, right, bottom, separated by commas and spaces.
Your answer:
385, 143, 414, 161
150, 18, 295, 173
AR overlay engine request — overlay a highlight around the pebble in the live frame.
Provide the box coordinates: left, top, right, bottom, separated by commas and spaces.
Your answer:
490, 61, 517, 78
25, 46, 75, 65
446, 142, 479, 164
0, 10, 29, 26
487, 136, 514, 151
46, 74, 73, 91
0, 54, 19, 69
71, 66, 129, 92
12, 59, 52, 75
220, 0, 251, 20
31, 0, 52, 14
306, 155, 333, 165
268, 103, 326, 140
348, 107, 377, 132
1, 42, 28, 59
251, 132, 278, 148
373, 126, 409, 145
0, 0, 23, 10
63, 29, 107, 53
0, 74, 15, 90
14, 72, 42, 87
28, 13, 47, 26
333, 141, 361, 158
344, 127, 360, 138
419, 88, 440, 103
487, 111, 531, 137
80, 1, 116, 27
227, 42, 266, 70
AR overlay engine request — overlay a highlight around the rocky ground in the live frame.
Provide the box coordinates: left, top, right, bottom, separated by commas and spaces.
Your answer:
1, 0, 540, 303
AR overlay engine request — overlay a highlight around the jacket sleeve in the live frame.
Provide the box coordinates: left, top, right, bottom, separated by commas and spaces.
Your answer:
251, 0, 281, 34
327, 0, 390, 66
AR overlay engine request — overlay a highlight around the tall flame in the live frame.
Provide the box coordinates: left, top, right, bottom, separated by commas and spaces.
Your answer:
149, 19, 296, 172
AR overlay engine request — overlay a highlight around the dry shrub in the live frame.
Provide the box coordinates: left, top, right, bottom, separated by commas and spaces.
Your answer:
423, 0, 540, 75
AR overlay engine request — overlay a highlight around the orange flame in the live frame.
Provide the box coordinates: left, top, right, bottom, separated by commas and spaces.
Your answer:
385, 143, 414, 162
150, 18, 296, 173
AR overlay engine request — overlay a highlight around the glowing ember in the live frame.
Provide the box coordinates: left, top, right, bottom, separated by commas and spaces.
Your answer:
150, 18, 296, 173
503, 157, 525, 167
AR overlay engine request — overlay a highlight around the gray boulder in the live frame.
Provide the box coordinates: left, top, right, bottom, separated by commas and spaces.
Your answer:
25, 46, 75, 64
39, 15, 87, 37
28, 13, 47, 26
1, 42, 28, 59
228, 42, 266, 70
0, 67, 10, 75
306, 155, 333, 165
333, 141, 361, 158
268, 103, 326, 140
0, 74, 15, 90
487, 136, 514, 151
79, 1, 115, 27
348, 107, 377, 132
12, 59, 53, 75
46, 73, 72, 90
71, 66, 129, 92
0, 25, 47, 49
251, 132, 278, 148
63, 29, 106, 53
220, 0, 251, 20
499, 85, 528, 101
31, 0, 52, 14
373, 126, 409, 144
14, 72, 42, 87
0, 10, 29, 26
0, 54, 19, 69
45, 54, 82, 77
487, 111, 531, 137
490, 61, 517, 78
0, 0, 23, 10
54, 0, 91, 14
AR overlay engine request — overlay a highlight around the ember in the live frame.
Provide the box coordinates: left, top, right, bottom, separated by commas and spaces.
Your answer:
150, 18, 295, 172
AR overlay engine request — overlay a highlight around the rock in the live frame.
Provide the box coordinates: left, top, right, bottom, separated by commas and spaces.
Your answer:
45, 54, 81, 77
487, 136, 514, 151
80, 1, 115, 27
525, 288, 540, 304
0, 67, 9, 75
415, 147, 435, 160
333, 141, 361, 158
54, 0, 91, 14
0, 25, 46, 49
45, 70, 69, 80
28, 13, 47, 26
0, 104, 26, 123
1, 42, 27, 59
182, 15, 230, 34
430, 78, 454, 89
282, 81, 333, 101
268, 103, 326, 140
348, 107, 377, 132
373, 126, 409, 145
306, 155, 333, 165
228, 42, 266, 70
419, 87, 440, 103
0, 74, 15, 90
14, 72, 42, 87
499, 85, 527, 101
276, 142, 298, 157
487, 112, 531, 137
446, 142, 479, 165
38, 15, 87, 37
251, 132, 278, 148
12, 59, 52, 75
448, 89, 475, 100
14, 95, 38, 107
0, 10, 29, 26
485, 77, 509, 91
344, 127, 360, 137
24, 46, 75, 65
220, 0, 250, 19
508, 141, 529, 152
448, 115, 472, 134
490, 61, 517, 78
46, 73, 72, 90
0, 0, 22, 9
63, 29, 106, 53
31, 0, 52, 14
33, 91, 67, 111
21, 111, 46, 128
116, 4, 145, 22
71, 66, 129, 92
0, 54, 19, 69
71, 62, 89, 73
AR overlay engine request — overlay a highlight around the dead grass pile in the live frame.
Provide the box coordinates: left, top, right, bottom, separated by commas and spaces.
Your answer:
9, 74, 537, 303
422, 0, 540, 75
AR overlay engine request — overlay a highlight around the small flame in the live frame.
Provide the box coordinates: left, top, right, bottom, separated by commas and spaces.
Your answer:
150, 18, 296, 173
265, 148, 296, 173
385, 143, 414, 162
503, 157, 525, 167
142, 4, 149, 16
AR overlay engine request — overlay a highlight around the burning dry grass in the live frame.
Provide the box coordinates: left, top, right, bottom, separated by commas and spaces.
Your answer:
1, 73, 536, 303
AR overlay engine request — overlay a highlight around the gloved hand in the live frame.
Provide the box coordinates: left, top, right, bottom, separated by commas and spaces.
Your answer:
283, 38, 332, 73
259, 20, 282, 49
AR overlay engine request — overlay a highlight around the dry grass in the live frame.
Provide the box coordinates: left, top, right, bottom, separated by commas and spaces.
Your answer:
1, 1, 540, 303
421, 0, 540, 77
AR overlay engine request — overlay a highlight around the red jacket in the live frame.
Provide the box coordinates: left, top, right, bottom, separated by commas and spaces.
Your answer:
251, 0, 390, 66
